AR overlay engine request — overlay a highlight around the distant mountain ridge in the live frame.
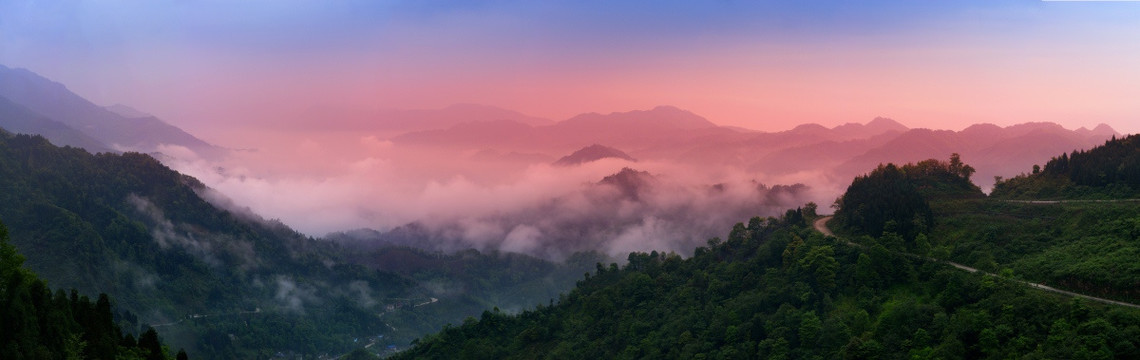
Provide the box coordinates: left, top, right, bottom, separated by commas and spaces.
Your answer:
0, 94, 111, 152
0, 64, 224, 158
0, 63, 1122, 195
832, 123, 1119, 191
992, 133, 1140, 199
554, 144, 636, 166
390, 104, 1117, 191
393, 105, 739, 153
0, 129, 599, 357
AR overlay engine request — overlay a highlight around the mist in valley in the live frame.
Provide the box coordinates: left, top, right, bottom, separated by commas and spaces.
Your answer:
159, 131, 828, 260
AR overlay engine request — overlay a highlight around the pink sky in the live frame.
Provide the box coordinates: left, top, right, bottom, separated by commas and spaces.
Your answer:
1, 1, 1138, 145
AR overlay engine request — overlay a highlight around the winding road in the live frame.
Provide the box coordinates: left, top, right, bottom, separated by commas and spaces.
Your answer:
812, 216, 1140, 309
151, 307, 262, 328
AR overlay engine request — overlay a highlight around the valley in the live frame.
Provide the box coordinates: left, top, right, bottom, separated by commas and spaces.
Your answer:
2, 2, 1138, 358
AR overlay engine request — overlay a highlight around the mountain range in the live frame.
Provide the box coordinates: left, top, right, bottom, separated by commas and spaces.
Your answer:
0, 64, 1135, 358
393, 107, 1119, 191
0, 64, 225, 159
0, 129, 602, 358
0, 64, 1121, 195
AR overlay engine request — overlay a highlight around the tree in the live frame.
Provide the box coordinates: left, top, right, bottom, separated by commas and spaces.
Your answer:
799, 246, 838, 292
138, 328, 165, 360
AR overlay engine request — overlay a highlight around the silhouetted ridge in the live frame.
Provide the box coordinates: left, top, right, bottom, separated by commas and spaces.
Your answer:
0, 64, 224, 158
598, 167, 656, 201
993, 133, 1140, 198
553, 144, 636, 166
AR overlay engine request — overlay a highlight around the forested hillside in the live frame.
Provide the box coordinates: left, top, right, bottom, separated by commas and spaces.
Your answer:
993, 134, 1140, 199
395, 155, 1140, 359
395, 214, 1140, 358
1, 221, 185, 359
0, 130, 394, 357
0, 130, 599, 358
832, 154, 983, 242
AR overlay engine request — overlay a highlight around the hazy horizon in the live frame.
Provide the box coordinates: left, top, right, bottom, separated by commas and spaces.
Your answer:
3, 1, 1138, 259
2, 0, 1138, 144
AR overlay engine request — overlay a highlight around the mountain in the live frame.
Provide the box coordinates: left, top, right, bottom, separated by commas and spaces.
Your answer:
992, 133, 1140, 199
0, 65, 224, 158
1076, 123, 1119, 138
597, 167, 656, 201
104, 103, 153, 118
391, 106, 1117, 196
553, 144, 636, 166
0, 224, 186, 359
393, 105, 739, 154
831, 116, 909, 140
834, 124, 1118, 191
394, 204, 1140, 359
0, 131, 597, 358
396, 156, 1140, 359
0, 95, 111, 152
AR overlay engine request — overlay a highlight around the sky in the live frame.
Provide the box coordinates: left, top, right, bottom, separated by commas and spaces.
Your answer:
1, 0, 1139, 143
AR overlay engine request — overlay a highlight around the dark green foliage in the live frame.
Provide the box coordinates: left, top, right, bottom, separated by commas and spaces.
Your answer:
929, 199, 1140, 302
834, 154, 982, 243
994, 134, 1140, 199
0, 132, 601, 358
342, 348, 380, 359
0, 132, 395, 357
833, 163, 931, 241
393, 212, 1140, 359
0, 220, 184, 359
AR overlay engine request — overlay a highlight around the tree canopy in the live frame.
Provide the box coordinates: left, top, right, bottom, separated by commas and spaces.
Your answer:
1, 220, 183, 359
393, 207, 1140, 359
993, 134, 1140, 199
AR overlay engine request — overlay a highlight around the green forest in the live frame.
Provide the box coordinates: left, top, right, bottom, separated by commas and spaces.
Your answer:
396, 147, 1140, 359
0, 130, 602, 358
993, 134, 1140, 199
1, 220, 185, 359
5, 129, 1140, 358
394, 207, 1140, 359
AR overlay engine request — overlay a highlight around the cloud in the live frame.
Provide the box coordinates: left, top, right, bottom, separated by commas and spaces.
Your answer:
127, 193, 261, 269
275, 276, 321, 314
157, 135, 824, 261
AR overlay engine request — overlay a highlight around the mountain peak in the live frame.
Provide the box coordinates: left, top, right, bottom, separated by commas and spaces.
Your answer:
830, 117, 908, 140
598, 167, 656, 201
553, 144, 636, 166
866, 117, 907, 131
0, 65, 222, 157
1091, 123, 1119, 137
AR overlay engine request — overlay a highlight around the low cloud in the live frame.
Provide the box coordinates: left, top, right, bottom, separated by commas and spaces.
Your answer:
156, 135, 829, 260
275, 276, 321, 314
127, 193, 260, 269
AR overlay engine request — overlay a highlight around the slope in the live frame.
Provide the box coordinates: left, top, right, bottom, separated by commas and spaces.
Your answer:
395, 207, 1140, 359
1, 221, 186, 359
0, 95, 110, 152
553, 144, 636, 166
992, 134, 1140, 199
0, 65, 224, 158
0, 131, 598, 358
